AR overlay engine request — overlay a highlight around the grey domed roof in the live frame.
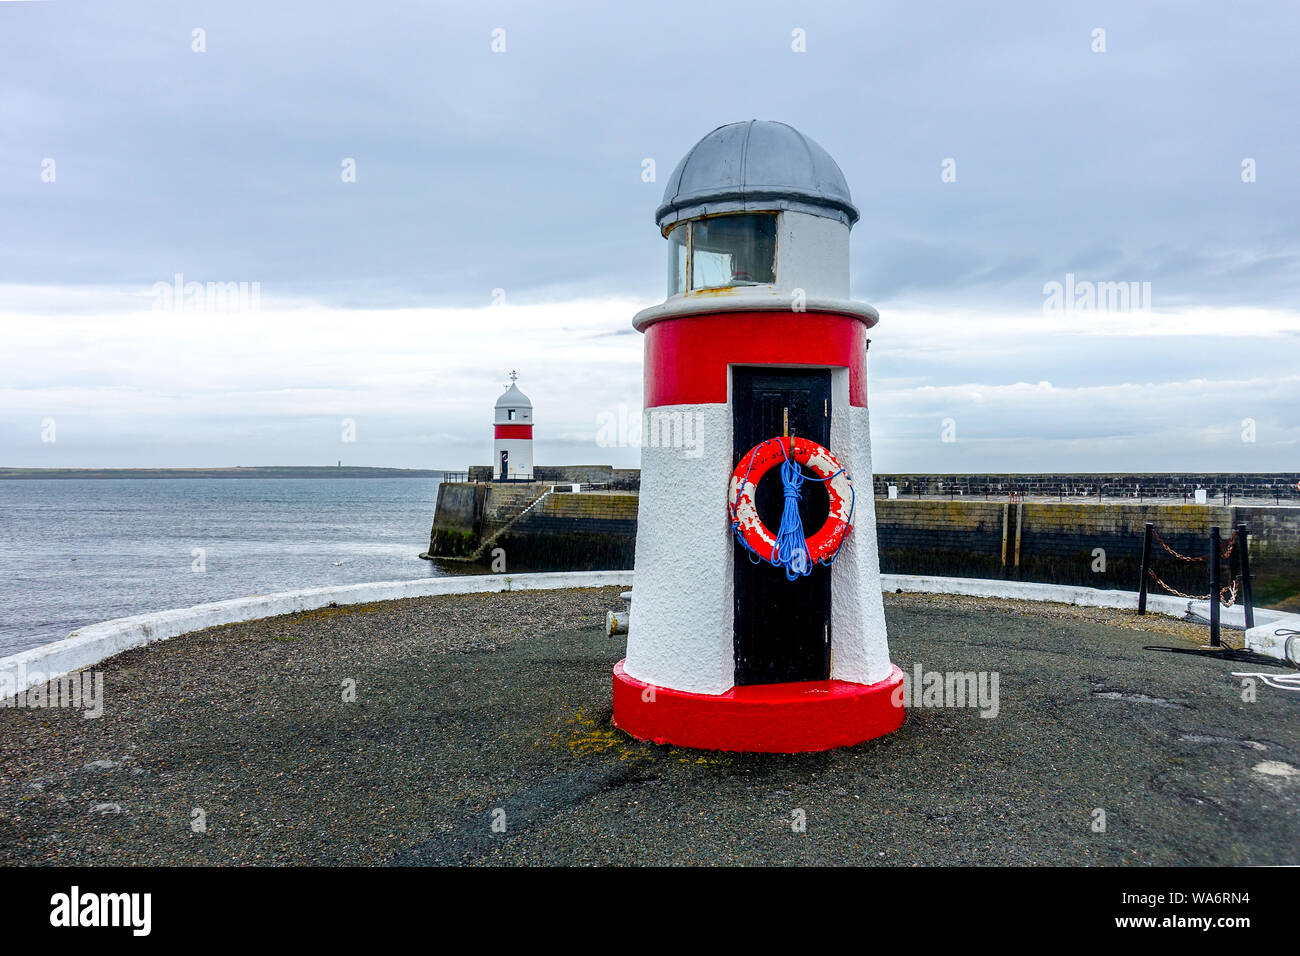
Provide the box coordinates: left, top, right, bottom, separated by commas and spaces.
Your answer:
495, 382, 531, 408
655, 120, 859, 234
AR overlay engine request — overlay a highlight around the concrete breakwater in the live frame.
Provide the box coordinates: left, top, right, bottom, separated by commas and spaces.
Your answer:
425, 481, 1300, 609
423, 480, 638, 571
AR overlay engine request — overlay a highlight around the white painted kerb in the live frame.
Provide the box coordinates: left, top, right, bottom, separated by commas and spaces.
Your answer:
6, 569, 1292, 699
882, 574, 1300, 665
0, 571, 634, 696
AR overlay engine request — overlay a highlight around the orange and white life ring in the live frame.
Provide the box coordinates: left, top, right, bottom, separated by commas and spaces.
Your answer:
728, 437, 854, 568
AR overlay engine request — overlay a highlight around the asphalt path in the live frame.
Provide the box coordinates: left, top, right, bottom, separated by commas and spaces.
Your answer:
1, 587, 1295, 865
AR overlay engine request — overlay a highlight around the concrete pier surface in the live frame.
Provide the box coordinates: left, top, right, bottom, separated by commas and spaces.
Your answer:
1, 587, 1295, 866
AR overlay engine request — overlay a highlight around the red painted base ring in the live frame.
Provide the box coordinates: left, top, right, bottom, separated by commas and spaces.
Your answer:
612, 661, 905, 753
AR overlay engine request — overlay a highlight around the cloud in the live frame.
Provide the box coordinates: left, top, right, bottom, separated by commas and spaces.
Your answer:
2, 286, 1295, 471
2, 1, 1298, 471
3, 1, 1299, 310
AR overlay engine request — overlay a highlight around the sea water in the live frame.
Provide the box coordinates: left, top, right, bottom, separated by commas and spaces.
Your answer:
0, 478, 447, 657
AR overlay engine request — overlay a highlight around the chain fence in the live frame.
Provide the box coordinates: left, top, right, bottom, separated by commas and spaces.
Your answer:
1146, 526, 1244, 607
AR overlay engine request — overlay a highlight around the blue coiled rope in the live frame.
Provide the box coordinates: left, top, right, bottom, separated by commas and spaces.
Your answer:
773, 453, 813, 579
730, 438, 855, 581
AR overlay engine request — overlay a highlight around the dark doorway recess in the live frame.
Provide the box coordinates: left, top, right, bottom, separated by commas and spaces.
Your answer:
732, 366, 833, 685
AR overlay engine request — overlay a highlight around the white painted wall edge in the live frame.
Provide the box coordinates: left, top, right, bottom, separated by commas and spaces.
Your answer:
5, 569, 1294, 697
1242, 621, 1300, 665
881, 574, 1299, 665
0, 571, 635, 695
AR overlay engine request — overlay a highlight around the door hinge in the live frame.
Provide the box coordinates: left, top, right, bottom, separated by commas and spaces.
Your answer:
824, 398, 828, 417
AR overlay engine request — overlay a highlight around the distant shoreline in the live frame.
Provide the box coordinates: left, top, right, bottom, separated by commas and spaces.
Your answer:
0, 466, 445, 480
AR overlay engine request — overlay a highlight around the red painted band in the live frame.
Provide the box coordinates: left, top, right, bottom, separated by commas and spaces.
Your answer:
494, 425, 533, 439
612, 660, 904, 753
643, 311, 869, 408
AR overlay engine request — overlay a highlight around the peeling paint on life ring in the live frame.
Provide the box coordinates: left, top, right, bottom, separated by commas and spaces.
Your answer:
728, 436, 853, 565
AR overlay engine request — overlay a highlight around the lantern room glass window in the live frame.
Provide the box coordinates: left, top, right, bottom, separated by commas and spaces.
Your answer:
668, 223, 689, 295
692, 214, 776, 289
665, 213, 777, 295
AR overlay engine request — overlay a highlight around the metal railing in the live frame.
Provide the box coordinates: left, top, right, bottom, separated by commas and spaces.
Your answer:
1137, 521, 1256, 647
876, 479, 1300, 505
440, 472, 536, 484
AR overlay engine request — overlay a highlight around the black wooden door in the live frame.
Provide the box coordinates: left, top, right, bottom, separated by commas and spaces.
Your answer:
732, 367, 833, 685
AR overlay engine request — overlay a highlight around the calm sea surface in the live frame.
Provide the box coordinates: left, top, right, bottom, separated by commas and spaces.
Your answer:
0, 478, 448, 657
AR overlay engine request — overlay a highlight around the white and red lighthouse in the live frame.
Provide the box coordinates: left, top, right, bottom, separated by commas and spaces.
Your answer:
493, 371, 533, 480
612, 120, 904, 752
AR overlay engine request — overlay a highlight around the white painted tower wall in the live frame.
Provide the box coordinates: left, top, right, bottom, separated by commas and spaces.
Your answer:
624, 364, 890, 695
493, 438, 533, 479
493, 391, 534, 479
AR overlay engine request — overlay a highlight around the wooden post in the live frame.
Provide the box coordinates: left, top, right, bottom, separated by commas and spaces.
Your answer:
1209, 526, 1222, 647
1000, 502, 1010, 575
1013, 502, 1023, 574
1237, 522, 1255, 630
1137, 522, 1153, 615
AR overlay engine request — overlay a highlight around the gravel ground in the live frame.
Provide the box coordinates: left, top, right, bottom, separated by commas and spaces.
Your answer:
1, 587, 1296, 866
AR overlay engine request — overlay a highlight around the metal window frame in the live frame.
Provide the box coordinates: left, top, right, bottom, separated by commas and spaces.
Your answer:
684, 211, 779, 293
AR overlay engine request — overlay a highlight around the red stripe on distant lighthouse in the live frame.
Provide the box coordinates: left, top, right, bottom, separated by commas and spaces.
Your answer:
494, 425, 533, 439
643, 311, 870, 408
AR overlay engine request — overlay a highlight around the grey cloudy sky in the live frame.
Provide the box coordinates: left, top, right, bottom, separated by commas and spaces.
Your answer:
2, 0, 1297, 472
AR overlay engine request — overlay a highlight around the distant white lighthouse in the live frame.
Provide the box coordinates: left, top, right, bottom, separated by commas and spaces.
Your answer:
493, 370, 534, 480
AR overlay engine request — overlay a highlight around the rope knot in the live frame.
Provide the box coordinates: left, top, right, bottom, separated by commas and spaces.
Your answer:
729, 435, 855, 580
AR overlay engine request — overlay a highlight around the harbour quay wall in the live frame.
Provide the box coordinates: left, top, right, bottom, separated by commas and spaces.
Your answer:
490, 492, 639, 571
424, 482, 638, 569
875, 500, 1299, 610
425, 480, 1299, 608
424, 481, 487, 557
873, 472, 1300, 501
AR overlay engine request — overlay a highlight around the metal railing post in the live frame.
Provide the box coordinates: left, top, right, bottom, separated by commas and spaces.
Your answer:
1237, 522, 1255, 630
1138, 522, 1153, 615
1209, 526, 1222, 647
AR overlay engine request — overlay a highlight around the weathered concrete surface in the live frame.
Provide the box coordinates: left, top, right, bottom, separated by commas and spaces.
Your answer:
1, 588, 1295, 866
424, 481, 487, 557
425, 482, 545, 559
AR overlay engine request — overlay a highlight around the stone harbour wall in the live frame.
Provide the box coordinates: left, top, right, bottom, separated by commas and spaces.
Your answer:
873, 472, 1300, 501
490, 492, 639, 572
424, 481, 1300, 609
875, 500, 1300, 610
